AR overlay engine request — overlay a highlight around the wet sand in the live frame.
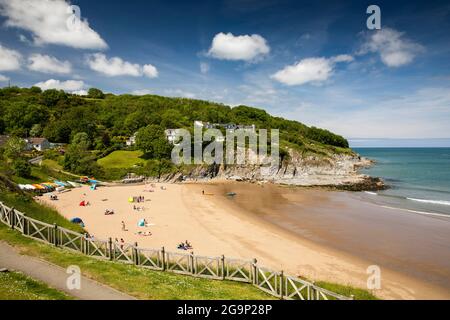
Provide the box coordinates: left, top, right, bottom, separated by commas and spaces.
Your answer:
196, 182, 450, 297
38, 182, 450, 300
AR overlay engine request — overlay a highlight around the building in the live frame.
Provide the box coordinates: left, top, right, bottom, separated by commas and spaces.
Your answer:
126, 133, 137, 146
26, 137, 51, 151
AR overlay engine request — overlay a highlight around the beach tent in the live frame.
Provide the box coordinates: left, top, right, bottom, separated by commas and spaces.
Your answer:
70, 217, 85, 227
138, 219, 145, 227
128, 197, 134, 203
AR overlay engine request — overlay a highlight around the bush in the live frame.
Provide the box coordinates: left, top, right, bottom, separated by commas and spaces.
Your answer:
12, 158, 31, 178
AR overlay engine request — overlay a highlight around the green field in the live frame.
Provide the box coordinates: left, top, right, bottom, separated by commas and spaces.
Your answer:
0, 270, 72, 300
97, 150, 147, 169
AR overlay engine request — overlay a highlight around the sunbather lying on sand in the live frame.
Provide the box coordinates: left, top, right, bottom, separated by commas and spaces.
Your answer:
135, 231, 152, 237
104, 209, 114, 215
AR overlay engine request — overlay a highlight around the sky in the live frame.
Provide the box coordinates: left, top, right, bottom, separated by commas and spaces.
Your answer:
0, 0, 449, 146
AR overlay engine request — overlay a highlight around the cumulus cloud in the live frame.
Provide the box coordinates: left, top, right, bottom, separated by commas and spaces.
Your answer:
0, 74, 9, 81
142, 64, 158, 78
34, 79, 85, 92
359, 28, 424, 67
28, 54, 72, 74
0, 44, 21, 71
207, 32, 270, 61
86, 53, 158, 78
0, 0, 107, 49
271, 55, 353, 86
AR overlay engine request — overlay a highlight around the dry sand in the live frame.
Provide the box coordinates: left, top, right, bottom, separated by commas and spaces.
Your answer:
37, 181, 450, 300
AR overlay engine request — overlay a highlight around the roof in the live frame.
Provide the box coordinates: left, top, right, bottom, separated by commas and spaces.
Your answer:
28, 137, 48, 145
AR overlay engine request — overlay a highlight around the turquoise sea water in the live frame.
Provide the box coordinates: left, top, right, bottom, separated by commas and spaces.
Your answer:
354, 148, 450, 216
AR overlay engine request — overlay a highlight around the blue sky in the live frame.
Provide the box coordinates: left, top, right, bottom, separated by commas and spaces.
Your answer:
0, 0, 449, 145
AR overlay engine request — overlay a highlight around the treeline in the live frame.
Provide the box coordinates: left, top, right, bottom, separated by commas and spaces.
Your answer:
0, 86, 349, 149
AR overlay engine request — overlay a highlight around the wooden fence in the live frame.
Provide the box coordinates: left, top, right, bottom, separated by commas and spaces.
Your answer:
0, 201, 352, 300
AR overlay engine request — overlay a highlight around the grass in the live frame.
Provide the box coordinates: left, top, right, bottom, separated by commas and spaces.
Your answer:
316, 281, 378, 300
97, 150, 147, 169
0, 191, 84, 233
0, 270, 72, 300
0, 224, 273, 300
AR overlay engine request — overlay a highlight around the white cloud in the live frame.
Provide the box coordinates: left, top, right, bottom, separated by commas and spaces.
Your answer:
132, 89, 152, 96
0, 74, 9, 81
207, 32, 270, 61
200, 62, 210, 74
28, 54, 72, 74
271, 55, 353, 86
142, 64, 158, 78
86, 53, 158, 78
359, 28, 424, 67
0, 0, 107, 49
72, 89, 88, 96
0, 44, 21, 71
34, 79, 85, 92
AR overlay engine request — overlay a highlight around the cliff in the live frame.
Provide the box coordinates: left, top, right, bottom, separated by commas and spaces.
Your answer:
151, 149, 385, 191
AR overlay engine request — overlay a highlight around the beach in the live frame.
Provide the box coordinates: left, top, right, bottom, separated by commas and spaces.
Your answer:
38, 181, 450, 300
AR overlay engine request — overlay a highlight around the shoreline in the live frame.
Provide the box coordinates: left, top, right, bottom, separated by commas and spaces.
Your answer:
37, 181, 450, 300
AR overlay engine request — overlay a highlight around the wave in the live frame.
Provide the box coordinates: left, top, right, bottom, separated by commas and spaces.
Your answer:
406, 198, 450, 206
380, 205, 450, 218
364, 191, 377, 195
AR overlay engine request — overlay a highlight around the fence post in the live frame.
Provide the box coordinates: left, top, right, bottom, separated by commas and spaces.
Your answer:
108, 237, 113, 261
161, 247, 166, 271
53, 223, 58, 246
252, 258, 258, 285
22, 213, 27, 235
10, 207, 15, 230
221, 255, 225, 280
190, 252, 195, 274
134, 242, 139, 265
310, 281, 316, 300
279, 270, 284, 300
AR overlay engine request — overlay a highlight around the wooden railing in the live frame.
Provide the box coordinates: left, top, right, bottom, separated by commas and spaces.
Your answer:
0, 201, 353, 300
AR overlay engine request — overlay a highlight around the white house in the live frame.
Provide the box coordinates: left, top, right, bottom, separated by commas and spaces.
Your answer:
126, 133, 137, 146
26, 137, 51, 151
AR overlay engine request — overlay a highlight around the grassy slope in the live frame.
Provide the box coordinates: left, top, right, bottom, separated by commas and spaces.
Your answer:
0, 225, 272, 300
97, 150, 146, 169
0, 270, 72, 300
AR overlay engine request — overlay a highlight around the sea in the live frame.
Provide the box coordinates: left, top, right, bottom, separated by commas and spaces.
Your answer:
354, 148, 450, 217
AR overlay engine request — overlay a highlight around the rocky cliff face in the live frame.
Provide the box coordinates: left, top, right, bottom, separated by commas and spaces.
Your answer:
155, 149, 385, 191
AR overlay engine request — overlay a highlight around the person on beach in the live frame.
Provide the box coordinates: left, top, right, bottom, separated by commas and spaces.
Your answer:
121, 221, 127, 231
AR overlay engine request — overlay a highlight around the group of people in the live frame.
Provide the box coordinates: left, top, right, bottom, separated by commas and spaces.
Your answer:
177, 240, 193, 250
134, 196, 145, 203
50, 195, 58, 201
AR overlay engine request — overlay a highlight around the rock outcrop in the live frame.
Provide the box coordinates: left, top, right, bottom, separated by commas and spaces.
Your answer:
151, 149, 385, 191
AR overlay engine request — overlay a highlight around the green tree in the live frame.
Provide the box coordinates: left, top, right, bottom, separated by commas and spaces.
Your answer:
4, 137, 26, 159
136, 125, 172, 159
88, 88, 105, 99
12, 158, 31, 177
30, 124, 43, 137
71, 132, 91, 150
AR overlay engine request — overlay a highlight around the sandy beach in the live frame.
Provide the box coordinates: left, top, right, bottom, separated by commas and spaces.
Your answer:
37, 181, 450, 300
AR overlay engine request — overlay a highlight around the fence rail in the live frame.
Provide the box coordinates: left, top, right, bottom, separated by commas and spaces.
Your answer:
0, 201, 352, 300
